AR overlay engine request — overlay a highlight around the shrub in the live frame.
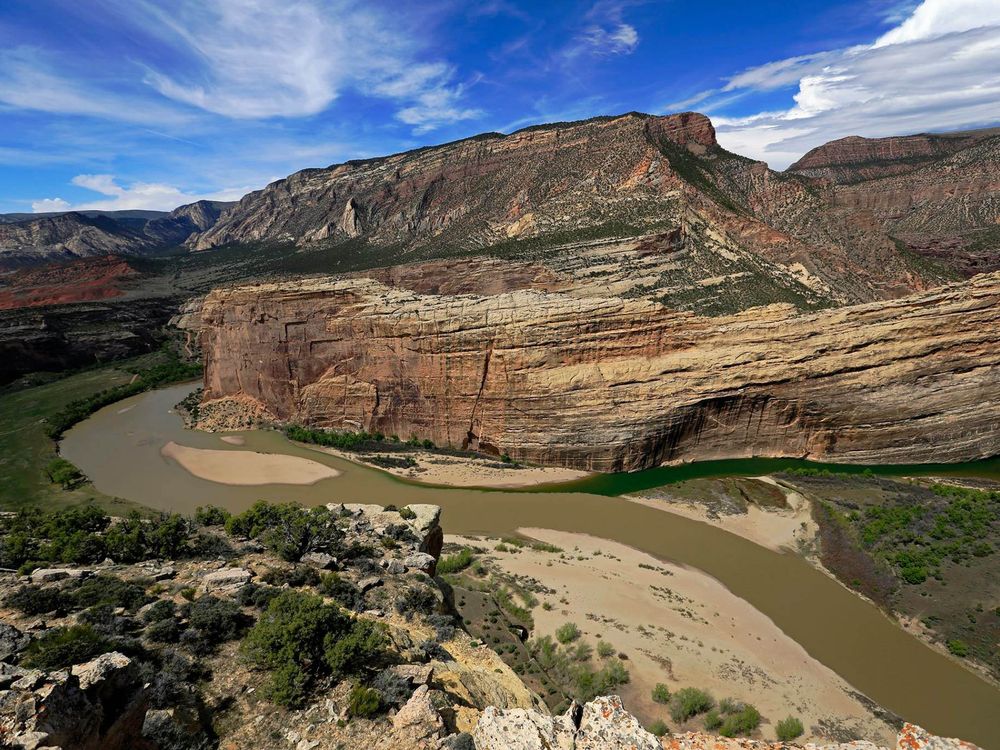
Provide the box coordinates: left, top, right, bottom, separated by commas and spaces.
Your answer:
241, 590, 379, 708
394, 585, 438, 618
398, 507, 417, 520
142, 599, 176, 623
670, 687, 715, 723
46, 458, 85, 489
236, 583, 282, 609
262, 565, 320, 588
347, 685, 382, 718
73, 575, 151, 611
597, 640, 615, 658
776, 716, 804, 742
947, 639, 970, 657
145, 617, 182, 644
652, 683, 670, 704
437, 548, 474, 575
648, 719, 669, 737
23, 624, 112, 669
319, 573, 361, 609
194, 505, 231, 526
573, 641, 593, 662
326, 619, 389, 680
719, 704, 761, 737
703, 710, 723, 730
5, 585, 71, 615
226, 502, 342, 562
187, 595, 245, 647
555, 622, 580, 644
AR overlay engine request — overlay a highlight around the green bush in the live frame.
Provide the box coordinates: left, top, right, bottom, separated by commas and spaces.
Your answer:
776, 716, 804, 742
226, 502, 342, 562
670, 687, 715, 723
347, 684, 382, 718
4, 585, 72, 615
652, 683, 670, 704
23, 624, 112, 669
262, 565, 320, 588
46, 457, 85, 489
241, 590, 383, 708
398, 507, 417, 520
555, 622, 580, 644
437, 548, 474, 575
187, 595, 245, 647
947, 639, 970, 657
719, 704, 761, 737
319, 573, 361, 609
648, 719, 669, 737
194, 505, 231, 527
142, 599, 176, 623
145, 617, 182, 644
73, 575, 151, 611
597, 640, 615, 658
703, 710, 723, 730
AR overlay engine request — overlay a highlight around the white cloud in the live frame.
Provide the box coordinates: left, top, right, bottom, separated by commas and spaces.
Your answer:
578, 23, 639, 55
33, 174, 251, 213
0, 47, 186, 126
31, 198, 70, 213
116, 0, 480, 131
714, 0, 1000, 168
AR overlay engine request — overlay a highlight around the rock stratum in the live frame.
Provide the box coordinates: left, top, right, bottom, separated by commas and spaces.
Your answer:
197, 266, 1000, 471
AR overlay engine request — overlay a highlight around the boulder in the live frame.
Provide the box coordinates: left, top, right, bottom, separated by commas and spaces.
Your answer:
575, 695, 660, 750
359, 576, 384, 593
301, 552, 337, 569
0, 622, 30, 662
472, 705, 575, 750
896, 723, 980, 750
404, 553, 437, 575
29, 568, 91, 584
202, 567, 252, 592
390, 685, 444, 741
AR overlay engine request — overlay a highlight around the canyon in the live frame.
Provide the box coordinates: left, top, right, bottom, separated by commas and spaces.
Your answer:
196, 265, 1000, 471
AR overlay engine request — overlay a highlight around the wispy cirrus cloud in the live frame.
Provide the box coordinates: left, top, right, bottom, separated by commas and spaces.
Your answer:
713, 0, 1000, 168
562, 0, 641, 59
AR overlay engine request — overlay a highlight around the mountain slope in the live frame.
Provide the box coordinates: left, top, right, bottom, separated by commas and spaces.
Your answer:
0, 200, 234, 268
188, 112, 943, 310
787, 128, 1000, 276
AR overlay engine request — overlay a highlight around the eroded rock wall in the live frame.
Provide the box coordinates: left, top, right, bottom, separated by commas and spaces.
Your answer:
199, 271, 1000, 471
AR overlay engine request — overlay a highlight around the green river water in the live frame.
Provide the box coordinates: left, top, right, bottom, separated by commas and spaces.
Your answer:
60, 383, 1000, 747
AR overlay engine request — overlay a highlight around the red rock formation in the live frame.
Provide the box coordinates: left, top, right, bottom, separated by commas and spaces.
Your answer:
198, 268, 1000, 471
0, 256, 138, 310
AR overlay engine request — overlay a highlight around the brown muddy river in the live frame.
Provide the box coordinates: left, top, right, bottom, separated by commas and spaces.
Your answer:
61, 383, 1000, 748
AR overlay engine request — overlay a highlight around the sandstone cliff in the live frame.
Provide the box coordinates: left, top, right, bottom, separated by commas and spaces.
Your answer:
197, 267, 1000, 471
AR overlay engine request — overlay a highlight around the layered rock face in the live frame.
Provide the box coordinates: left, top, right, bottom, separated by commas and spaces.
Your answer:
198, 269, 1000, 471
187, 112, 933, 308
788, 129, 1000, 277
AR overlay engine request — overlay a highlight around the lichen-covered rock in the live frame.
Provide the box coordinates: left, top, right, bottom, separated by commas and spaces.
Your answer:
896, 723, 981, 750
385, 685, 444, 748
472, 704, 576, 750
201, 566, 252, 592
575, 695, 660, 750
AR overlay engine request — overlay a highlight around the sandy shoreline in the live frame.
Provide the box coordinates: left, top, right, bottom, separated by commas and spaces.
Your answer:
449, 529, 895, 745
623, 476, 818, 554
300, 443, 591, 488
161, 441, 340, 485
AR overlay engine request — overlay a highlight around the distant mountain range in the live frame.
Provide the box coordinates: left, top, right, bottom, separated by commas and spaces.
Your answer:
3, 113, 998, 306
0, 201, 234, 268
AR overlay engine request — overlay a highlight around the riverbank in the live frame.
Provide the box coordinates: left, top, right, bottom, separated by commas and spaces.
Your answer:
448, 529, 897, 745
300, 442, 591, 488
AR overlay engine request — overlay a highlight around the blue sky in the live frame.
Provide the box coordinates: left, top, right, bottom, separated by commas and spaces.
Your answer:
2, 0, 999, 213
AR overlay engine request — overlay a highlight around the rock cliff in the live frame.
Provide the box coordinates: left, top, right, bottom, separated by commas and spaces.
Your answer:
197, 267, 1000, 471
186, 112, 935, 309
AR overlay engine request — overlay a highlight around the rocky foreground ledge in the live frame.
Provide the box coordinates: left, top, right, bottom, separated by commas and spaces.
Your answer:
0, 503, 983, 750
